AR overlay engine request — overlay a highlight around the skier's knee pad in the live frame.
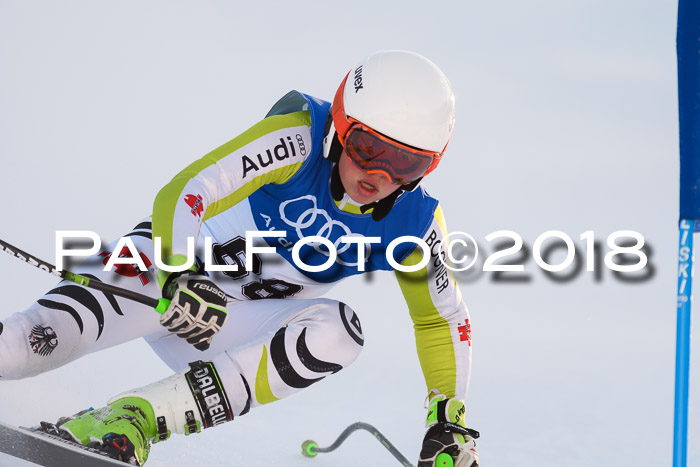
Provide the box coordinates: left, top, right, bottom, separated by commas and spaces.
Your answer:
298, 300, 365, 369
240, 300, 364, 404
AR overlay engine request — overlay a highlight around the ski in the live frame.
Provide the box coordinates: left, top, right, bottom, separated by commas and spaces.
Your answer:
0, 420, 129, 466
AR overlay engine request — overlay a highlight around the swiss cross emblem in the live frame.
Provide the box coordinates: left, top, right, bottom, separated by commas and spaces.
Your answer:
458, 320, 472, 346
184, 194, 204, 218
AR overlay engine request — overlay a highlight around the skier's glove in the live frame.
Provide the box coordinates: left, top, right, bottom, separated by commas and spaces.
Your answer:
418, 395, 480, 467
160, 272, 228, 351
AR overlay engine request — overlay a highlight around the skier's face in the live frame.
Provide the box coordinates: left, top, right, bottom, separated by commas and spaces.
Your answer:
338, 151, 401, 205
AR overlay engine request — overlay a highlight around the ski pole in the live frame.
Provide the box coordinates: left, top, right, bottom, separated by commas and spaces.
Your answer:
301, 421, 454, 467
0, 238, 170, 314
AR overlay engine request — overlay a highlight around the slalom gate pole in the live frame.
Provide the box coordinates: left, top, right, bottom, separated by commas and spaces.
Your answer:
674, 221, 695, 467
0, 238, 170, 314
674, 0, 700, 465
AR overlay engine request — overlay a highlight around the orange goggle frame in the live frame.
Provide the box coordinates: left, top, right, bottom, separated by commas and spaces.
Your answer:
331, 73, 445, 185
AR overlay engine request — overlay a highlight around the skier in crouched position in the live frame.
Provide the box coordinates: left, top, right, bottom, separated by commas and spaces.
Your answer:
0, 50, 478, 466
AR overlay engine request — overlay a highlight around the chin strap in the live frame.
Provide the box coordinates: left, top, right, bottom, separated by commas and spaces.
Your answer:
330, 163, 345, 202
324, 114, 343, 164
324, 111, 423, 222
359, 178, 422, 221
360, 189, 402, 221
330, 159, 423, 221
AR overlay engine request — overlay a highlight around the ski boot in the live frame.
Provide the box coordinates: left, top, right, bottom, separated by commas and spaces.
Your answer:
39, 397, 158, 465
36, 361, 233, 465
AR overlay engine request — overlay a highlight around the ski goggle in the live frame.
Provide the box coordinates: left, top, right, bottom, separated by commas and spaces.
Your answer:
331, 72, 445, 185
343, 124, 440, 185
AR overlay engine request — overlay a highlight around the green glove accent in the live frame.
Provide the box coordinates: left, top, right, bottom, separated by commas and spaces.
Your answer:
426, 395, 467, 426
156, 255, 198, 290
155, 298, 171, 315
419, 395, 479, 467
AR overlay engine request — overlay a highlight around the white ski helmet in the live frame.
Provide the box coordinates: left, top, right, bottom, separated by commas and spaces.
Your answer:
328, 50, 455, 178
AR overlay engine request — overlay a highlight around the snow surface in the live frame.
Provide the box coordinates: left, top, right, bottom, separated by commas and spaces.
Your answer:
0, 1, 694, 466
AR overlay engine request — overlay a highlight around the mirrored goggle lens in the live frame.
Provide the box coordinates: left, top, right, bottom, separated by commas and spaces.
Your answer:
344, 127, 434, 184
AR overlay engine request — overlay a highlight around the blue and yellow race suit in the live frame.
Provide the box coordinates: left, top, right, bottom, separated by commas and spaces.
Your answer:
152, 91, 472, 402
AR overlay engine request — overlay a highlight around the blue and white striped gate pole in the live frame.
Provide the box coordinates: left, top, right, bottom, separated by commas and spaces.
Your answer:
674, 1, 700, 465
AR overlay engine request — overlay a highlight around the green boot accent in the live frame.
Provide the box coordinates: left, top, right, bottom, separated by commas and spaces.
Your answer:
59, 397, 158, 465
